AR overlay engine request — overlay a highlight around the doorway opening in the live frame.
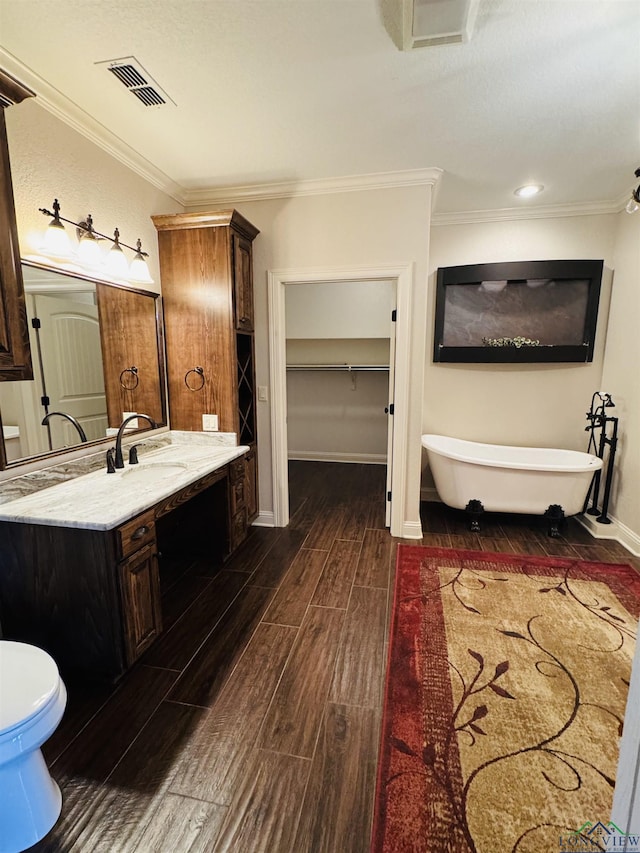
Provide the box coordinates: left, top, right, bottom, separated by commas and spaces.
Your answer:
267, 264, 413, 537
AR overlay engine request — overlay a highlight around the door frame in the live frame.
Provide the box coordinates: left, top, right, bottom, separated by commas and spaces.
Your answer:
267, 263, 413, 537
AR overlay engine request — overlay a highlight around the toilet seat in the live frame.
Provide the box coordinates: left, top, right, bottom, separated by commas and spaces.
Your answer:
0, 641, 62, 735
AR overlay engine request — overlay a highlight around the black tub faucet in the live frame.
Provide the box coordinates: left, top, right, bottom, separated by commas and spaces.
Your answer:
114, 413, 157, 469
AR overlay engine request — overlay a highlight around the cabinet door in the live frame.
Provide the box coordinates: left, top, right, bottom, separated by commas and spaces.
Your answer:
157, 226, 238, 433
233, 232, 254, 331
0, 110, 33, 381
245, 447, 257, 521
119, 542, 162, 665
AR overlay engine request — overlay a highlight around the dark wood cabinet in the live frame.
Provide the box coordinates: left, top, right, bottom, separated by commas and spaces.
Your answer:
233, 232, 254, 332
152, 209, 259, 535
0, 70, 35, 382
116, 507, 162, 666
0, 459, 243, 679
244, 446, 257, 520
119, 543, 162, 666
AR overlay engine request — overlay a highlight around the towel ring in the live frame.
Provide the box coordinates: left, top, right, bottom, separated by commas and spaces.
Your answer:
185, 366, 205, 391
119, 366, 139, 390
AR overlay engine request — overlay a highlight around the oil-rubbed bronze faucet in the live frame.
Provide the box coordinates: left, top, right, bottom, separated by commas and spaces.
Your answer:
113, 413, 157, 469
41, 411, 88, 443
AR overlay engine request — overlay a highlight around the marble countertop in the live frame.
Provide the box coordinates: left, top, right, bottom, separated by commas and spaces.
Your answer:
0, 440, 248, 531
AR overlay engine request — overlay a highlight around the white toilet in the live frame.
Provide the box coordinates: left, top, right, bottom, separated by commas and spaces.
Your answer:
0, 641, 67, 853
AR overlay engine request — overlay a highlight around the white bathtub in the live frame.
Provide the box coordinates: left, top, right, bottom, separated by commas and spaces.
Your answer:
421, 434, 603, 517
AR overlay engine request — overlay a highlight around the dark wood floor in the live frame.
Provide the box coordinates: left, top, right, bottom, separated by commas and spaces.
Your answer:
30, 461, 638, 852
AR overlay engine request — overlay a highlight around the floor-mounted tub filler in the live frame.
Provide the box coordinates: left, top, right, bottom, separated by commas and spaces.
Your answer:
421, 434, 603, 536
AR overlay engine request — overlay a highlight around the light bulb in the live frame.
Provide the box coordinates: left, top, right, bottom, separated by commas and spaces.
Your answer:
78, 232, 102, 267
40, 199, 72, 257
77, 215, 102, 268
129, 239, 154, 284
514, 184, 544, 198
42, 219, 72, 257
106, 229, 130, 279
625, 195, 639, 214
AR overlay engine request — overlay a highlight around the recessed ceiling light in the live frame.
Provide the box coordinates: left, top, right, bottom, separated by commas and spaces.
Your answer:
514, 184, 544, 198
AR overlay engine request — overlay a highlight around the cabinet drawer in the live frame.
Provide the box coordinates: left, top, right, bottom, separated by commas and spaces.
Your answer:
117, 509, 156, 560
229, 458, 245, 482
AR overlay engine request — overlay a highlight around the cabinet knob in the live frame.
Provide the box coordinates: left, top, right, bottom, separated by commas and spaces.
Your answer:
131, 525, 150, 540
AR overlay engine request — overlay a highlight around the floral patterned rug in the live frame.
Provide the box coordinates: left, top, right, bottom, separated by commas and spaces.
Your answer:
372, 546, 640, 853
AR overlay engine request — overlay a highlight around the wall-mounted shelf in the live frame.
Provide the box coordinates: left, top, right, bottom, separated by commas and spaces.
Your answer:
287, 363, 389, 372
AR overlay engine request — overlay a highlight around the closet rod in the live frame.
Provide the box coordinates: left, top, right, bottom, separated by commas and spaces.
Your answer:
286, 363, 389, 372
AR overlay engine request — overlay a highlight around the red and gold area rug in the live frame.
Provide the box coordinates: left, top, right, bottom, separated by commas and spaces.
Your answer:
372, 546, 640, 853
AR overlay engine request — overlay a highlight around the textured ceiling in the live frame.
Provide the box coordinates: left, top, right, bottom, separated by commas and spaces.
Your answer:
0, 0, 638, 214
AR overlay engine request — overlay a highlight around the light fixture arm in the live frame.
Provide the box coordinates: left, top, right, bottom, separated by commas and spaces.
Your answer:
38, 202, 149, 257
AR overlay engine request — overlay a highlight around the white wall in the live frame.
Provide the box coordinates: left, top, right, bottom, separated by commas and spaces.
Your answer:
285, 279, 395, 338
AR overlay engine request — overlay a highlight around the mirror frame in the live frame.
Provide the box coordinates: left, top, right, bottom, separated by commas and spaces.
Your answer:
0, 258, 168, 470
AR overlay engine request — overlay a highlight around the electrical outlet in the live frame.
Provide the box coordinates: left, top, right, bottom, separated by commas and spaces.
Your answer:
202, 414, 219, 431
122, 411, 138, 428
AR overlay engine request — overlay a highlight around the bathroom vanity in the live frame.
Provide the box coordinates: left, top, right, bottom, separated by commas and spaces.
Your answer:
0, 438, 250, 680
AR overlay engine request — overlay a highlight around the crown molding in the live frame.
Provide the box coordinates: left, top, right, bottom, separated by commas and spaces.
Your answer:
0, 48, 185, 205
182, 168, 443, 208
432, 195, 627, 226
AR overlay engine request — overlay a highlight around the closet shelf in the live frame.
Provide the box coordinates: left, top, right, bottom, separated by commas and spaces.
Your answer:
286, 363, 389, 372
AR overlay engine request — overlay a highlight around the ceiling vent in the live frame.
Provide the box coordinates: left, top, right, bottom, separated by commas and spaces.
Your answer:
95, 56, 175, 107
401, 0, 480, 49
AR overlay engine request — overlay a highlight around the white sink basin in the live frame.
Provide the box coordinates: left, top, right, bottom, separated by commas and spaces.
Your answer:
121, 462, 189, 484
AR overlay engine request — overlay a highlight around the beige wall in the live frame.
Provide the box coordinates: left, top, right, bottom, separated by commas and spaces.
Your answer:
426, 216, 616, 448
286, 370, 389, 462
191, 186, 433, 525
425, 213, 640, 543
6, 99, 181, 288
601, 212, 640, 537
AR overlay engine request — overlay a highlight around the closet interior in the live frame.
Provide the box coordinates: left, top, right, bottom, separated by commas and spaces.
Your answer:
285, 279, 395, 465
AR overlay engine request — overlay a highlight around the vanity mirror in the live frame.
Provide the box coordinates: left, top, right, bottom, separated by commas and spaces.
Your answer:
0, 260, 167, 468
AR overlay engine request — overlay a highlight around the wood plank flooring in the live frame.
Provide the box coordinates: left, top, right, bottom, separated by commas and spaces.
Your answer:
31, 460, 639, 852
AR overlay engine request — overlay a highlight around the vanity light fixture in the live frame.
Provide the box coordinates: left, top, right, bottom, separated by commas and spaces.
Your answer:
128, 239, 154, 284
40, 199, 73, 257
514, 184, 544, 198
38, 199, 154, 284
625, 168, 640, 214
76, 214, 102, 268
105, 228, 131, 279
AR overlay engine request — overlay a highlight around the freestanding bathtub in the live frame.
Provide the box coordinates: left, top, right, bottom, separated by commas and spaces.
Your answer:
421, 434, 603, 532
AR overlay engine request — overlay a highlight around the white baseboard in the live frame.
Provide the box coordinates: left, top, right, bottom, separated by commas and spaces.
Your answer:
288, 450, 387, 465
400, 520, 423, 539
578, 513, 640, 557
252, 511, 275, 528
